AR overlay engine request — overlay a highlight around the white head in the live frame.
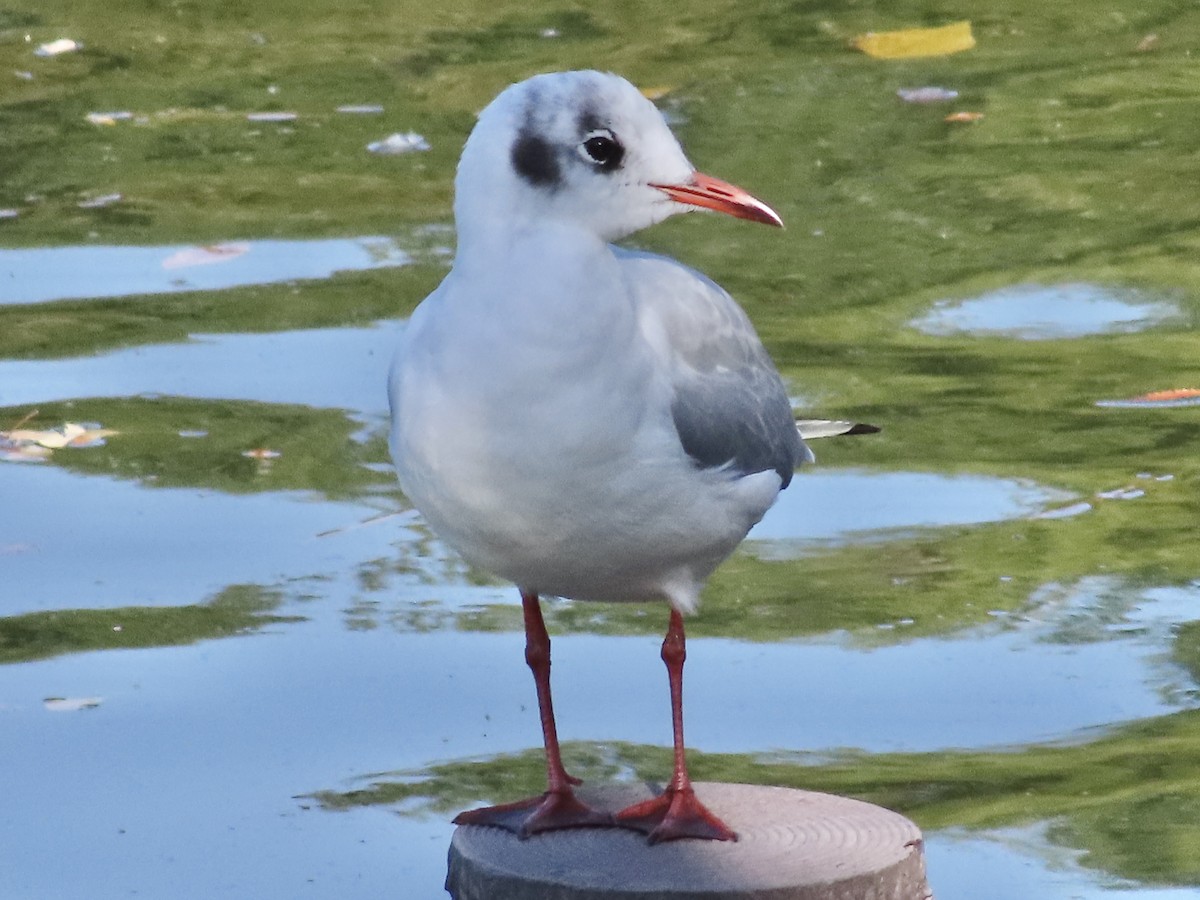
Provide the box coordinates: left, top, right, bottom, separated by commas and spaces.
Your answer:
453, 71, 781, 250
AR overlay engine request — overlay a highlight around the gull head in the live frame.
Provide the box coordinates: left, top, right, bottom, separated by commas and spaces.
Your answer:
454, 70, 781, 247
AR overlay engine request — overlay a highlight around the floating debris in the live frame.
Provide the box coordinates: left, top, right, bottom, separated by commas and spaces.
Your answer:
1, 424, 108, 460
367, 131, 430, 155
853, 21, 975, 59
14, 70, 34, 80
945, 111, 984, 123
897, 86, 958, 103
540, 28, 560, 38
162, 243, 250, 270
34, 38, 83, 58
44, 697, 103, 712
86, 110, 134, 126
1136, 34, 1159, 52
247, 111, 297, 122
4, 422, 117, 449
0, 208, 18, 220
336, 104, 384, 114
178, 429, 209, 439
1096, 388, 1200, 408
78, 193, 122, 209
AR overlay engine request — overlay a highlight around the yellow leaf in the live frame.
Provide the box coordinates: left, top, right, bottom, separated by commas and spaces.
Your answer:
640, 86, 674, 101
853, 21, 975, 59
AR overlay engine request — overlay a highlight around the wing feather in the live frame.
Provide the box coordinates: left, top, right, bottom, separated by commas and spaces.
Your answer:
619, 247, 808, 487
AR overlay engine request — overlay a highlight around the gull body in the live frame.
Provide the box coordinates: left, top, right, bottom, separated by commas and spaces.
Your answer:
389, 70, 807, 842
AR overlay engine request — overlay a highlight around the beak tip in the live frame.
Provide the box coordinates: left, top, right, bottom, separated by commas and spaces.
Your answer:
655, 172, 784, 229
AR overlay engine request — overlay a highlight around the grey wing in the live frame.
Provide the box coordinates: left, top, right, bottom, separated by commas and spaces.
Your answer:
619, 248, 810, 488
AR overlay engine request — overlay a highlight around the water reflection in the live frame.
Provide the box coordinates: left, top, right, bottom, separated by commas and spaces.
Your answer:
753, 470, 1071, 547
911, 283, 1181, 340
927, 827, 1200, 900
0, 236, 437, 305
0, 323, 400, 411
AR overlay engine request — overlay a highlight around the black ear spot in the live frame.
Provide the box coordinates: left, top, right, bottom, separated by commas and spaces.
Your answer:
512, 131, 561, 188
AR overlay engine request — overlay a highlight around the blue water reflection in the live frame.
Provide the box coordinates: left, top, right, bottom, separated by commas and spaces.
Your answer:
0, 237, 424, 305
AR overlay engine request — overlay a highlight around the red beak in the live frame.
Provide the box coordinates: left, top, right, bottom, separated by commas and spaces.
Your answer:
651, 171, 783, 228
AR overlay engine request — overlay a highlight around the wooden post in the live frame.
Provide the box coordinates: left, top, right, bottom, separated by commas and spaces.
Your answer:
447, 782, 931, 900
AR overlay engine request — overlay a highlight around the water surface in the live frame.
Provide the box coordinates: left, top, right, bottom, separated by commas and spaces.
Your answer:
4, 2, 1200, 899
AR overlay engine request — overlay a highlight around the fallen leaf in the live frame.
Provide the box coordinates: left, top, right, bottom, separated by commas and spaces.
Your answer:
853, 21, 975, 59
945, 111, 984, 123
1137, 388, 1200, 402
640, 86, 675, 101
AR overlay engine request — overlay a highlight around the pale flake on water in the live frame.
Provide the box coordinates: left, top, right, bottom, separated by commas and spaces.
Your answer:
34, 38, 82, 57
86, 111, 134, 125
897, 86, 959, 103
247, 111, 297, 122
44, 697, 103, 712
78, 193, 123, 209
367, 131, 431, 155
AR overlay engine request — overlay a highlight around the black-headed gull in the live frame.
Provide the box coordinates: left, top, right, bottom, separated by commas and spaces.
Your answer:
390, 70, 853, 843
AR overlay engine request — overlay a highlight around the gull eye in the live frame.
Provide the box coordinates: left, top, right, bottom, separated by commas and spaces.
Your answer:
580, 130, 624, 171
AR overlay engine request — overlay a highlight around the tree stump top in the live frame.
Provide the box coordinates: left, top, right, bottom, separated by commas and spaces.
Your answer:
446, 782, 931, 900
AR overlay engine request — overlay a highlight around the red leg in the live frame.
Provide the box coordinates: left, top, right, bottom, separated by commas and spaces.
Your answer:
453, 591, 611, 837
615, 609, 737, 843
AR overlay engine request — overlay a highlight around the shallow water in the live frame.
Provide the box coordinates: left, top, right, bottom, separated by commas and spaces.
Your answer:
4, 3, 1200, 899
